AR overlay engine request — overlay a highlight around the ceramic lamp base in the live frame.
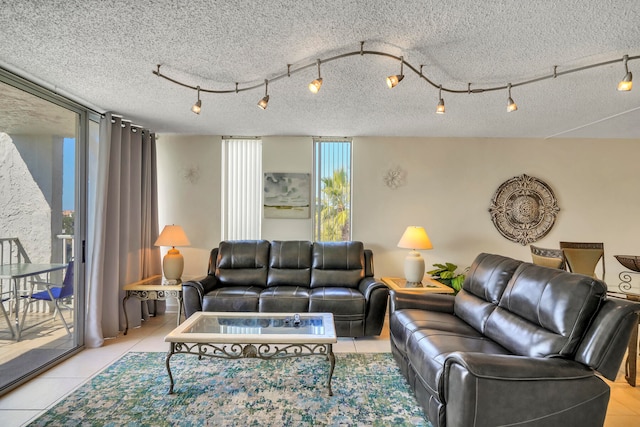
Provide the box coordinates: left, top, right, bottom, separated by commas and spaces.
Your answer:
162, 248, 184, 281
404, 250, 425, 285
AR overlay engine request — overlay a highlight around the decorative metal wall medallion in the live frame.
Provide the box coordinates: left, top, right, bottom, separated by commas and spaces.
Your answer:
488, 174, 560, 245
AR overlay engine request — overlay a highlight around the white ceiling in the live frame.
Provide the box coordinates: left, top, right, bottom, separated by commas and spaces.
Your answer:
0, 0, 639, 139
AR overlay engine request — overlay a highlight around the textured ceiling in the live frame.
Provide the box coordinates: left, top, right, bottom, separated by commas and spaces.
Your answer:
0, 0, 639, 139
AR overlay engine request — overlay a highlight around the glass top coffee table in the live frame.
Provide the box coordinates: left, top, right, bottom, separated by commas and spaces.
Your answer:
164, 311, 337, 395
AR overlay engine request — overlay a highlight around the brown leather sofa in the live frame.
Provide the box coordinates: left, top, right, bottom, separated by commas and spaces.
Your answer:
389, 252, 640, 427
183, 240, 389, 337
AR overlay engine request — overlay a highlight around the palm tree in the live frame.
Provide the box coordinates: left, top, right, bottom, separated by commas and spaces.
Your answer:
316, 169, 350, 241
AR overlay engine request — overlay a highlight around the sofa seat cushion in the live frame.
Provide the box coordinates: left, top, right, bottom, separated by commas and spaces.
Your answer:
259, 286, 310, 312
407, 328, 511, 401
309, 287, 365, 317
390, 309, 482, 354
202, 286, 261, 312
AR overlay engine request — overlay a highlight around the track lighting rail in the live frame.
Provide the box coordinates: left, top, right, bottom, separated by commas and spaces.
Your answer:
152, 41, 637, 112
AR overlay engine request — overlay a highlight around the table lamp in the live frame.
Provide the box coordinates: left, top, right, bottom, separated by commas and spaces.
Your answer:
155, 225, 191, 281
397, 226, 433, 286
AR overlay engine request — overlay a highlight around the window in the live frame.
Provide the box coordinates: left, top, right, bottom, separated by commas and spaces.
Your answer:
221, 138, 262, 240
313, 138, 352, 241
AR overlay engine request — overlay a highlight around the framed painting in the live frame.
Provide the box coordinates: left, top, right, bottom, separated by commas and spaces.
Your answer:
264, 173, 310, 219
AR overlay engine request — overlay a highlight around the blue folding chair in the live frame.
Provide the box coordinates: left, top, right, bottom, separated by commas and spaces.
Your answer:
19, 260, 74, 340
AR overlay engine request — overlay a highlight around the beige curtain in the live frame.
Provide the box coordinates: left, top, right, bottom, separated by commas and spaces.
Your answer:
85, 113, 162, 347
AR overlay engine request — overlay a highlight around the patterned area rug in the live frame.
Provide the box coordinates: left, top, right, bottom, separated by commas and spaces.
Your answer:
30, 352, 431, 426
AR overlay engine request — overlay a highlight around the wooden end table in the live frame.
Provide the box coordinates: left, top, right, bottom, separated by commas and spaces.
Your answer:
381, 276, 455, 294
122, 275, 183, 335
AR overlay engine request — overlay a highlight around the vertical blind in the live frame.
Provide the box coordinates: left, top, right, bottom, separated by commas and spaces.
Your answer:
221, 138, 262, 240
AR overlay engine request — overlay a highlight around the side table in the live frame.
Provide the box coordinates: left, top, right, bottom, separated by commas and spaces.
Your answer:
381, 277, 454, 294
122, 275, 183, 335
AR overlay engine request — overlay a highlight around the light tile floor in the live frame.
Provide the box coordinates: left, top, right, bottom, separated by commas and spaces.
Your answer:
0, 312, 638, 426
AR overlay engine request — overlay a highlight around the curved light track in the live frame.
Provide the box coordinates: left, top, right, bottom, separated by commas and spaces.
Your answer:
152, 41, 638, 99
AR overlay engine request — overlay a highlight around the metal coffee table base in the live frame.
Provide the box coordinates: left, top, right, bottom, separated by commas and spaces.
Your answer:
166, 342, 336, 396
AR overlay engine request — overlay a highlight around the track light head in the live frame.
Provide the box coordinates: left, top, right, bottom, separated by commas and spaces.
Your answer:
507, 83, 518, 112
386, 74, 404, 88
258, 80, 269, 109
309, 59, 323, 93
309, 78, 323, 93
618, 55, 633, 91
191, 99, 202, 114
436, 85, 445, 114
618, 72, 633, 91
191, 86, 202, 114
387, 56, 405, 88
257, 95, 269, 109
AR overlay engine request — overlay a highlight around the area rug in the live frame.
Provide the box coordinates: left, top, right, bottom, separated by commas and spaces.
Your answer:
30, 352, 431, 426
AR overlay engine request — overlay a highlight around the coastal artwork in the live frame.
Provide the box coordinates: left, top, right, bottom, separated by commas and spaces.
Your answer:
264, 173, 310, 219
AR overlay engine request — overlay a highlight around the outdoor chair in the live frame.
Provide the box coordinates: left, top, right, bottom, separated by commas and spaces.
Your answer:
1, 295, 14, 338
18, 260, 74, 340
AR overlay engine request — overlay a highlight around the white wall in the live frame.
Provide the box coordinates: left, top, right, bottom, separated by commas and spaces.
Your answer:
157, 134, 640, 292
261, 136, 313, 241
156, 134, 221, 280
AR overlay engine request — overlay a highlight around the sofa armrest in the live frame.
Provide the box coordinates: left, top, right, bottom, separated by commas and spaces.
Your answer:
358, 277, 389, 336
358, 276, 387, 299
182, 275, 218, 318
389, 290, 455, 314
442, 352, 609, 427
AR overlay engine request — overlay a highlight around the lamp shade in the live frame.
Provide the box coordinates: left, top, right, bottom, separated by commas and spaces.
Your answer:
155, 225, 191, 248
155, 225, 190, 281
397, 226, 433, 250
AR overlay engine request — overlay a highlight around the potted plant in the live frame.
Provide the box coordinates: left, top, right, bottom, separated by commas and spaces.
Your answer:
427, 262, 467, 294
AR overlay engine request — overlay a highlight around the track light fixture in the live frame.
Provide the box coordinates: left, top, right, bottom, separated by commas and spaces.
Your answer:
153, 43, 638, 115
191, 86, 202, 114
507, 83, 518, 112
309, 59, 323, 94
386, 56, 404, 88
436, 85, 445, 114
258, 79, 269, 109
618, 54, 633, 91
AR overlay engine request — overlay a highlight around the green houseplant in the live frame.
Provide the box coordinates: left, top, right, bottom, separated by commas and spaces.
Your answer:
427, 262, 467, 294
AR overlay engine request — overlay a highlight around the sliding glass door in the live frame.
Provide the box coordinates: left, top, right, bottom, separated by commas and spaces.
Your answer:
0, 70, 90, 395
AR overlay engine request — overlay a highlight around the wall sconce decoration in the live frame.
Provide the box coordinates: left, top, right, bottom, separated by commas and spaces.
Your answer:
383, 166, 407, 189
180, 165, 201, 184
488, 174, 560, 245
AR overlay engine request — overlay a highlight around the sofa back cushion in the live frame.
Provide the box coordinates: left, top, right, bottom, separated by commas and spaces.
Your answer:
484, 263, 607, 358
454, 253, 523, 334
215, 240, 270, 287
267, 240, 312, 287
310, 241, 365, 288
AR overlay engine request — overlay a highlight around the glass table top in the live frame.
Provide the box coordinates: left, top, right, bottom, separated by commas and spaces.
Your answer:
187, 314, 326, 335
165, 312, 336, 343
